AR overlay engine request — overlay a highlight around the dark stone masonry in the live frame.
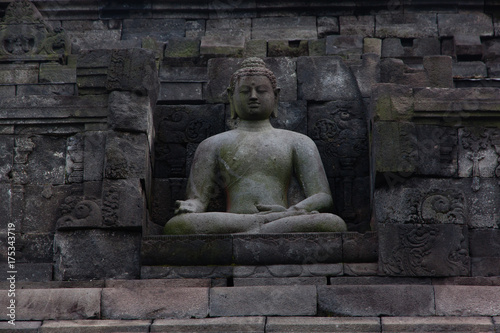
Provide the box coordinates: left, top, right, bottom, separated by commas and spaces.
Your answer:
0, 0, 500, 331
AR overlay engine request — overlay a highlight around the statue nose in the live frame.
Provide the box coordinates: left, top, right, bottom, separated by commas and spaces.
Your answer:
250, 89, 258, 100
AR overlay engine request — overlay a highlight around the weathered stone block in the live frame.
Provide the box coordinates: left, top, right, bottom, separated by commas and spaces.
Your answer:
210, 285, 316, 316
232, 264, 343, 278
104, 132, 149, 179
206, 57, 296, 103
317, 16, 339, 38
269, 101, 307, 134
1, 263, 52, 282
326, 35, 363, 58
106, 48, 159, 101
0, 85, 15, 98
200, 35, 245, 56
39, 319, 151, 333
155, 104, 225, 144
233, 233, 342, 265
39, 63, 77, 83
164, 38, 200, 58
186, 19, 205, 38
340, 16, 374, 36
453, 61, 488, 78
382, 38, 440, 59
351, 53, 380, 98
297, 56, 361, 101
141, 265, 233, 279
470, 229, 500, 257
101, 179, 145, 228
17, 84, 75, 96
252, 17, 317, 40
154, 143, 187, 178
151, 317, 265, 333
267, 317, 381, 332
160, 66, 207, 83
372, 121, 417, 174
318, 285, 435, 316
472, 257, 500, 277
0, 136, 13, 183
244, 39, 267, 57
1, 288, 101, 320
454, 34, 483, 57
141, 235, 233, 266
0, 321, 40, 332
438, 13, 493, 37
102, 287, 209, 319
84, 131, 106, 181
17, 233, 54, 263
268, 40, 308, 57
423, 55, 453, 88
458, 127, 499, 181
308, 39, 326, 56
233, 277, 326, 286
67, 29, 124, 53
122, 18, 185, 41
105, 278, 210, 288
375, 13, 438, 38
308, 100, 368, 178
206, 18, 251, 40
22, 185, 73, 233
0, 64, 38, 84
435, 285, 500, 316
343, 232, 378, 263
159, 82, 203, 101
382, 317, 494, 332
109, 91, 152, 133
151, 178, 186, 224
415, 125, 457, 176
343, 263, 379, 276
363, 38, 382, 55
379, 224, 470, 277
54, 229, 141, 280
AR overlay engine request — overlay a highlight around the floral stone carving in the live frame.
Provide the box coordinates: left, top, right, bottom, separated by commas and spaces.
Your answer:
0, 0, 69, 59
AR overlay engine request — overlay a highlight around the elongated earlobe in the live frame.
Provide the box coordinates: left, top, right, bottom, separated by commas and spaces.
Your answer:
227, 88, 238, 119
272, 88, 281, 118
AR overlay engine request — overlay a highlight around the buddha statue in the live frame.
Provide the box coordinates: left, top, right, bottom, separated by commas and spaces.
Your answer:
164, 57, 347, 234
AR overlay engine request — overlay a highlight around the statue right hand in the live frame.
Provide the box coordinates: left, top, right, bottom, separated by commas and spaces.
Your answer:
175, 200, 202, 214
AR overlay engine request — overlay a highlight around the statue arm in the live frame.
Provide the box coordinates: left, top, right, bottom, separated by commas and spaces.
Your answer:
291, 136, 334, 213
177, 139, 219, 214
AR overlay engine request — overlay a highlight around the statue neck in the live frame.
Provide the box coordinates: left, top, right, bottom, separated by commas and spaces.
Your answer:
237, 119, 274, 132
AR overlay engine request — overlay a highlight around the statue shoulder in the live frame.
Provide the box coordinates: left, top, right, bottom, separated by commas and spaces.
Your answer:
275, 129, 316, 147
198, 131, 235, 149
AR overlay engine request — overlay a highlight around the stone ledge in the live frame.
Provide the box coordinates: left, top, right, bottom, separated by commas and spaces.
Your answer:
39, 319, 151, 333
266, 317, 381, 332
151, 317, 265, 332
382, 316, 494, 332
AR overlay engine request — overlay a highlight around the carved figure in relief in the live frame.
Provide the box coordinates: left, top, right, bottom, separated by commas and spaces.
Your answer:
164, 58, 346, 234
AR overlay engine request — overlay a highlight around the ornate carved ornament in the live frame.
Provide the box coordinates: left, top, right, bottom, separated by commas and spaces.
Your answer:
0, 0, 69, 59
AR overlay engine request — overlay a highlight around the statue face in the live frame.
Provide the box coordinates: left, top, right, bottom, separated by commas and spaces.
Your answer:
231, 75, 278, 120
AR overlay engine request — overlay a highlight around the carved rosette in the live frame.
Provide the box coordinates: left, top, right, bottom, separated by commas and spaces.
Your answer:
0, 0, 69, 58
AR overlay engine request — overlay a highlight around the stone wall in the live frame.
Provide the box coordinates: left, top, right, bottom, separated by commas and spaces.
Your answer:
0, 0, 500, 281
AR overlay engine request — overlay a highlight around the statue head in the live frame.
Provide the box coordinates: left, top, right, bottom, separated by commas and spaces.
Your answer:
227, 57, 280, 120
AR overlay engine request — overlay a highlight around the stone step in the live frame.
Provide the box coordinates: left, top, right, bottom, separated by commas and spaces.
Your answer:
0, 316, 498, 332
2, 282, 500, 321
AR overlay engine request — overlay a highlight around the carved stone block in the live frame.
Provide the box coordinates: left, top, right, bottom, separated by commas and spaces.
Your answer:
141, 235, 233, 266
159, 82, 203, 101
106, 48, 159, 101
151, 178, 187, 225
102, 179, 145, 228
233, 233, 342, 265
0, 184, 11, 231
415, 125, 458, 177
469, 229, 500, 258
104, 132, 149, 180
17, 233, 53, 263
308, 100, 368, 178
318, 16, 339, 38
458, 127, 500, 188
297, 56, 362, 101
84, 131, 106, 181
54, 229, 141, 280
205, 18, 252, 40
155, 104, 225, 144
379, 223, 470, 277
